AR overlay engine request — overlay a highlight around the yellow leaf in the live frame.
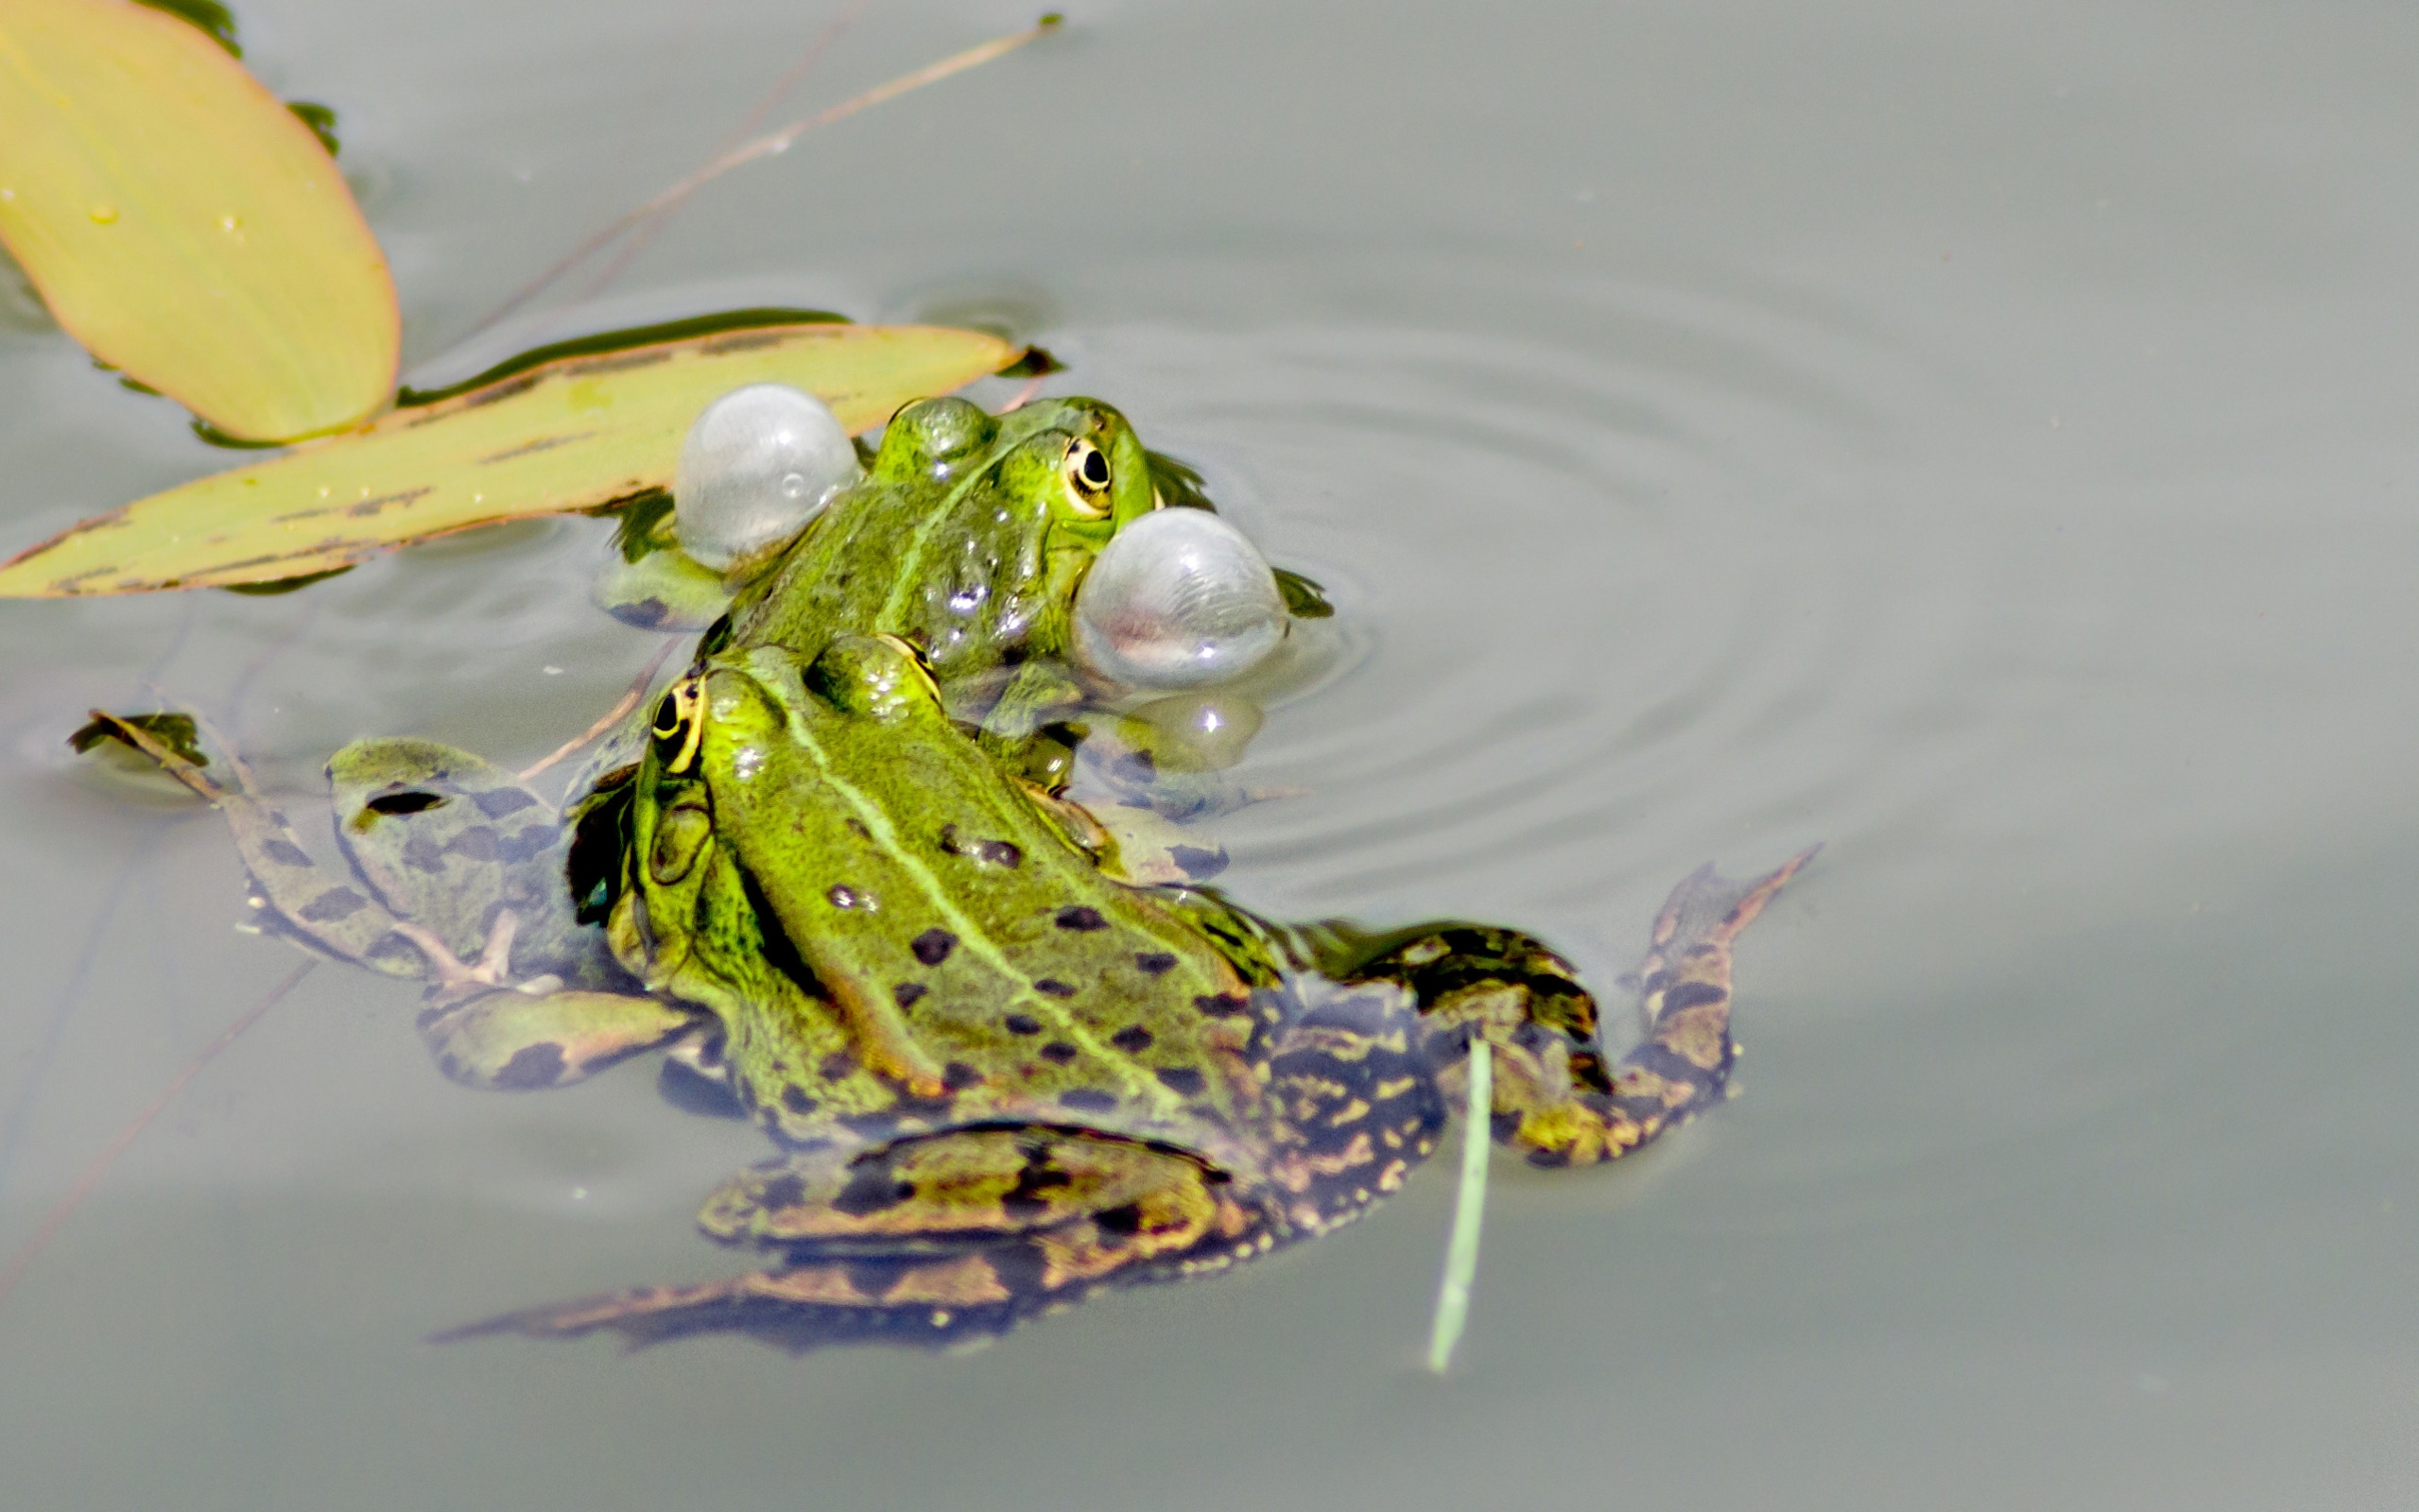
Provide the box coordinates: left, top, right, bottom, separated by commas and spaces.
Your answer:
0, 321, 1021, 596
0, 0, 397, 441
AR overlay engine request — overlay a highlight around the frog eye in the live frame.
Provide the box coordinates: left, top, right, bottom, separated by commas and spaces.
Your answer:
1062, 438, 1113, 517
650, 680, 706, 775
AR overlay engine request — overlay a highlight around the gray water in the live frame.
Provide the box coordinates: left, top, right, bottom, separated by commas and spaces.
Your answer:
4, 1, 2415, 1506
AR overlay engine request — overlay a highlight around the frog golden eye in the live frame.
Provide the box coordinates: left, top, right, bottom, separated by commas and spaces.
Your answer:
1062, 438, 1113, 517
650, 681, 706, 775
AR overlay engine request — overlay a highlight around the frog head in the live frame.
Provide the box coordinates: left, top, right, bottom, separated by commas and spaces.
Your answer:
603, 635, 970, 1110
720, 396, 1166, 697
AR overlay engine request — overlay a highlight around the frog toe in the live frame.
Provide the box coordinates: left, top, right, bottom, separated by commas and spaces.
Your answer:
429, 1254, 1040, 1353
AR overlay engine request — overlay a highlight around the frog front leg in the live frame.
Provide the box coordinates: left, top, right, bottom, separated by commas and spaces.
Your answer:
1336, 849, 1817, 1167
434, 1127, 1256, 1349
417, 985, 699, 1091
1033, 693, 1293, 885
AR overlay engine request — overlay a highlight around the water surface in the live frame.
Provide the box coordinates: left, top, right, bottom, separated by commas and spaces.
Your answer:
4, 1, 2415, 1506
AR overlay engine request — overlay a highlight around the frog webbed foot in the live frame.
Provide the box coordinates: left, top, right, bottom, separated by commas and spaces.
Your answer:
434, 1129, 1256, 1351
1037, 697, 1308, 885
75, 710, 436, 975
1335, 850, 1816, 1169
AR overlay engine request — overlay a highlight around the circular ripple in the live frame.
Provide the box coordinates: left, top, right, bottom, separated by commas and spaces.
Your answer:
1043, 255, 2048, 951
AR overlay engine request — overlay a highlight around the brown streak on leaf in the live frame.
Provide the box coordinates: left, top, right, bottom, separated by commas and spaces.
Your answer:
0, 323, 1014, 595
697, 330, 793, 356
477, 433, 597, 465
562, 348, 677, 379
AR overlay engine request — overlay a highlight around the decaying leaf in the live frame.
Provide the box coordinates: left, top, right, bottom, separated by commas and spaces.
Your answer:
0, 0, 398, 441
0, 320, 1020, 596
68, 709, 206, 765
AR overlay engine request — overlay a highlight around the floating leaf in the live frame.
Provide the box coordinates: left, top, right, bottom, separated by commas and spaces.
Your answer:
394, 307, 846, 408
0, 321, 1020, 596
0, 0, 398, 441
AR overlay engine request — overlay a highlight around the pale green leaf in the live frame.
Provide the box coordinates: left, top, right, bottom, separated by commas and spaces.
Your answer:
0, 0, 397, 441
0, 321, 1020, 596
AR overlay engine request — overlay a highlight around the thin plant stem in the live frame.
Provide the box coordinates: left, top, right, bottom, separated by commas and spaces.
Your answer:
573, 0, 874, 305
0, 960, 317, 1313
518, 638, 680, 782
470, 16, 1062, 337
1426, 1036, 1493, 1374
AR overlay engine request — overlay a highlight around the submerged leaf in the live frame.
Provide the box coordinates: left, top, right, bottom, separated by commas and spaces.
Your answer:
0, 0, 398, 440
68, 709, 206, 765
0, 322, 1020, 596
606, 489, 679, 564
285, 101, 339, 158
1145, 450, 1216, 512
1273, 568, 1334, 619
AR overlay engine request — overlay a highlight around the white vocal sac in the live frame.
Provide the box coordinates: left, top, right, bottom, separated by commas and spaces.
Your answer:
673, 383, 861, 571
1075, 508, 1287, 689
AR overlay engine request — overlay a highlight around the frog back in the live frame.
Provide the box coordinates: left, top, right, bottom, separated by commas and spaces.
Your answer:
688, 639, 1266, 1160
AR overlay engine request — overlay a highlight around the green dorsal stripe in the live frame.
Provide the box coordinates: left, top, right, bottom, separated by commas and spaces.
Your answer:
770, 684, 1184, 1119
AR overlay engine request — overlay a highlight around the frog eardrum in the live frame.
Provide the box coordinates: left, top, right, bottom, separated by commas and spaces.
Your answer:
1074, 507, 1288, 688
673, 383, 862, 571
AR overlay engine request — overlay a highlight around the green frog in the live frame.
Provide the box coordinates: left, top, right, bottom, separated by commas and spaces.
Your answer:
109, 395, 1811, 1350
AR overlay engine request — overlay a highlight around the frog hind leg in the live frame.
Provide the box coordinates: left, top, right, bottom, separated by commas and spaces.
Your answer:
1339, 848, 1818, 1168
81, 711, 428, 977
330, 738, 630, 991
432, 1128, 1258, 1350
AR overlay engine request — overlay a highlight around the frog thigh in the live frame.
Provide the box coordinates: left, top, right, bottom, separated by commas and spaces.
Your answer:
438, 1131, 1260, 1351
419, 988, 698, 1091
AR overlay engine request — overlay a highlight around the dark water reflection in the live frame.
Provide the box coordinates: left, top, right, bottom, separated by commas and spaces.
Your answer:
4, 0, 2417, 1506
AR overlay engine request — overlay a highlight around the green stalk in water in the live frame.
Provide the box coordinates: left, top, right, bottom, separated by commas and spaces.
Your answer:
1426, 1036, 1493, 1374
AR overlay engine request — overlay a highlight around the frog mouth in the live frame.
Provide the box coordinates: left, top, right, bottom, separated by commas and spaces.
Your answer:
736, 863, 827, 1005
